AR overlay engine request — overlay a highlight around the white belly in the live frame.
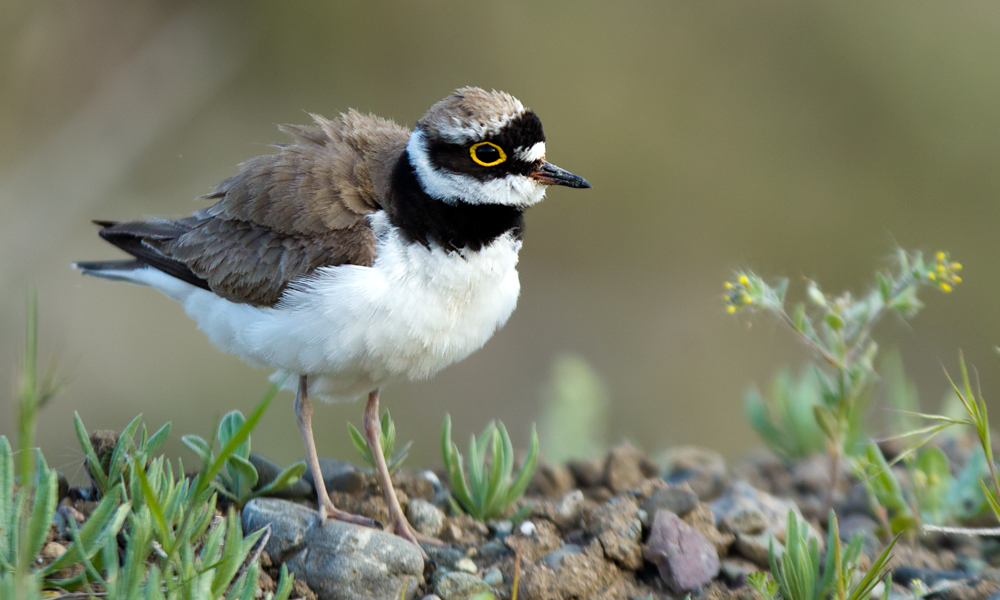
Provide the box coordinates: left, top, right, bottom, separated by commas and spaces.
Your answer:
165, 212, 521, 401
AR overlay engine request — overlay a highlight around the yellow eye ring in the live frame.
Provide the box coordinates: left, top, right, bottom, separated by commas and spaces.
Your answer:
470, 141, 507, 167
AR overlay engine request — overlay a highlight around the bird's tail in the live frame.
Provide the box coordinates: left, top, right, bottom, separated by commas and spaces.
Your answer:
73, 259, 149, 285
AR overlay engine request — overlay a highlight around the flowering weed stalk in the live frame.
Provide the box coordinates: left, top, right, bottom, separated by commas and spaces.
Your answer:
726, 249, 961, 509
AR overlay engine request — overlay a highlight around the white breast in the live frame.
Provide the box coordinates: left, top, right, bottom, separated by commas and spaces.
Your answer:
169, 211, 521, 402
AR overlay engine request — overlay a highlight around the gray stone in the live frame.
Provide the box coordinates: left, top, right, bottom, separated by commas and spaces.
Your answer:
838, 514, 880, 559
733, 532, 782, 568
455, 557, 477, 574
641, 483, 698, 521
475, 540, 511, 564
710, 480, 823, 567
542, 544, 583, 570
420, 596, 442, 600
583, 496, 643, 570
483, 567, 503, 586
406, 499, 444, 538
248, 453, 313, 499
423, 545, 468, 572
643, 510, 720, 593
417, 470, 451, 510
300, 457, 366, 494
242, 498, 423, 600
435, 572, 488, 600
658, 446, 728, 500
719, 558, 760, 585
490, 520, 513, 538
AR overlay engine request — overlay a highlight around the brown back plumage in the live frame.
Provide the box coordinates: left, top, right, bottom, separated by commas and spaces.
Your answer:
96, 111, 410, 307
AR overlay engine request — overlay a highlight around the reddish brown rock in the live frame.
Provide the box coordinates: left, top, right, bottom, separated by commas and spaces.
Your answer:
644, 509, 720, 593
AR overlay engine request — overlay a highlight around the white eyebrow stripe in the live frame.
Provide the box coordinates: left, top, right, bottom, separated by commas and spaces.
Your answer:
516, 141, 546, 162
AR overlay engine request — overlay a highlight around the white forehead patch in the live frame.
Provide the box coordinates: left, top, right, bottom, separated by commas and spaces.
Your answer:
516, 142, 546, 163
407, 130, 547, 208
440, 111, 521, 144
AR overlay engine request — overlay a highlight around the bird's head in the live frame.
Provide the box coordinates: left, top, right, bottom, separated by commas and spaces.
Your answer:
406, 87, 590, 208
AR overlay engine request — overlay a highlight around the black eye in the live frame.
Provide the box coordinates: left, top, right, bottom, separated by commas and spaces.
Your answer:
470, 141, 507, 167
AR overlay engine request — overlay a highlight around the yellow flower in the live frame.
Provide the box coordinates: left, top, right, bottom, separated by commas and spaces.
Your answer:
738, 275, 750, 286
940, 283, 952, 293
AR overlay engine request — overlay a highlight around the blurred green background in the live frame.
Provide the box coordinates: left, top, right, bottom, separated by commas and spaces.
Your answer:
3, 1, 999, 477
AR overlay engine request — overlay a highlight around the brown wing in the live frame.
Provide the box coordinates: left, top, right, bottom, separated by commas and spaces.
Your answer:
97, 111, 410, 307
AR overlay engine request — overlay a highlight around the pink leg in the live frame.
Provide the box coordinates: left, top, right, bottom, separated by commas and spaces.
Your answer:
295, 375, 380, 529
363, 389, 440, 552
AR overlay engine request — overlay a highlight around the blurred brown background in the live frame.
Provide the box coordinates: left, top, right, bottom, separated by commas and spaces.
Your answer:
2, 2, 999, 476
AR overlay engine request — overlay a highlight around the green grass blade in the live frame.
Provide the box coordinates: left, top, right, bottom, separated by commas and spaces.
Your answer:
20, 453, 57, 572
506, 425, 539, 504
144, 422, 172, 457
0, 437, 14, 565
255, 462, 307, 497
134, 458, 170, 543
74, 412, 109, 493
198, 384, 278, 499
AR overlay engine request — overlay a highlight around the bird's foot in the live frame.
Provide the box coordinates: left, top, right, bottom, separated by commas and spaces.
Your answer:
318, 501, 383, 530
390, 518, 444, 547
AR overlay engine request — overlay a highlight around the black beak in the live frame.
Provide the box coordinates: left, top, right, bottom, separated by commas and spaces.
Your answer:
530, 161, 591, 189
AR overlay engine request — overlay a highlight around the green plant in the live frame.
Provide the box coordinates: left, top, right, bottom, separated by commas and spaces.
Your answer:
183, 408, 306, 508
768, 511, 896, 600
748, 571, 779, 600
726, 249, 961, 507
538, 354, 609, 463
348, 409, 412, 475
745, 368, 828, 459
441, 414, 539, 521
853, 443, 916, 536
74, 411, 171, 499
902, 353, 1000, 535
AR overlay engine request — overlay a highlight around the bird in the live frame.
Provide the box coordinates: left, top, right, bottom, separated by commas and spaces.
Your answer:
74, 87, 590, 549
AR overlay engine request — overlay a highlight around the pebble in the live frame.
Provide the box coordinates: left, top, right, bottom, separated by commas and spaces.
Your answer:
643, 509, 720, 593
542, 544, 583, 570
710, 480, 823, 566
556, 490, 585, 521
300, 457, 366, 494
583, 495, 643, 570
490, 520, 513, 537
734, 532, 782, 568
658, 446, 728, 500
242, 498, 423, 600
420, 596, 442, 600
406, 499, 444, 538
604, 443, 651, 493
519, 520, 536, 537
423, 545, 468, 572
641, 483, 699, 521
434, 572, 488, 600
455, 557, 478, 574
719, 558, 760, 585
483, 567, 503, 586
418, 470, 451, 510
39, 542, 66, 562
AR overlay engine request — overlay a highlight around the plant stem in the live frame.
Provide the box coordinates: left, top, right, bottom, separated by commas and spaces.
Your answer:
776, 309, 843, 369
19, 292, 39, 481
826, 442, 841, 514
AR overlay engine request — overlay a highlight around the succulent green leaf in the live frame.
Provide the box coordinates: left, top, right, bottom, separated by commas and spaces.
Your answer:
256, 461, 307, 497
218, 410, 250, 460
182, 434, 214, 467
74, 412, 109, 493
